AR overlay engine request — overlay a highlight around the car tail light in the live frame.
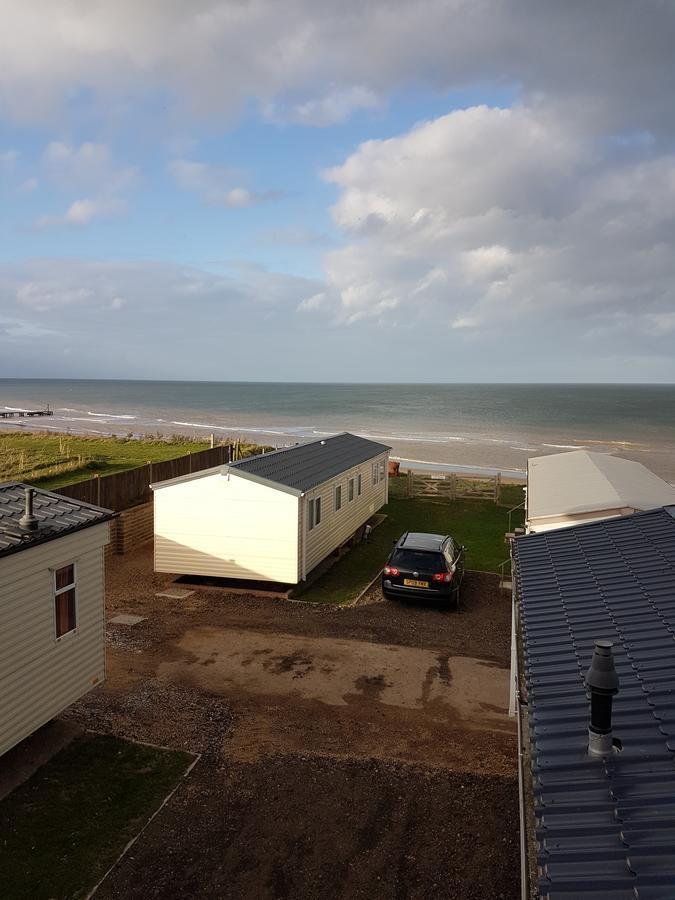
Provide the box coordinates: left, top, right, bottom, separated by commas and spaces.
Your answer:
383, 566, 400, 576
432, 572, 453, 582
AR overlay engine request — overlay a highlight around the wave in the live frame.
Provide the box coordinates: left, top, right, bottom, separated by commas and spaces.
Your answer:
171, 420, 291, 436
58, 407, 78, 412
3, 406, 26, 411
542, 443, 586, 450
87, 411, 137, 420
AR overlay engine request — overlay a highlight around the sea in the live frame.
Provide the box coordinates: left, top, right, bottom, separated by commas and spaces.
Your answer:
1, 379, 675, 482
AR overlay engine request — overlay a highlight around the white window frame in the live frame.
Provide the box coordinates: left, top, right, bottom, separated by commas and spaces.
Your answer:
335, 484, 342, 512
372, 462, 379, 485
53, 562, 78, 641
379, 459, 386, 481
348, 477, 355, 502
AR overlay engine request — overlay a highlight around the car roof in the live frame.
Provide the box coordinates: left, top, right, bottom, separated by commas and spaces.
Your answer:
397, 532, 449, 552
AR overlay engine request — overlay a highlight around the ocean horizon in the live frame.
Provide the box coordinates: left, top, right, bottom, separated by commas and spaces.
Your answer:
2, 379, 675, 481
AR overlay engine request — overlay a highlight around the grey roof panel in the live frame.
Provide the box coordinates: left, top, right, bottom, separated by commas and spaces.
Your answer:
0, 482, 114, 559
229, 432, 390, 492
514, 506, 675, 899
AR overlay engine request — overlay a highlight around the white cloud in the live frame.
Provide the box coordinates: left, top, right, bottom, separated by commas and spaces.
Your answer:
321, 105, 675, 338
264, 85, 380, 126
36, 197, 126, 228
168, 158, 279, 207
19, 176, 38, 192
1, 1, 673, 136
35, 140, 137, 227
297, 291, 327, 312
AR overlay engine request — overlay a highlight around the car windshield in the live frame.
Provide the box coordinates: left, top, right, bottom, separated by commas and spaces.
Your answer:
390, 549, 442, 571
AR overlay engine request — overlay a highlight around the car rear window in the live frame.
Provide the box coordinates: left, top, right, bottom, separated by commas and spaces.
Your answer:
390, 549, 442, 570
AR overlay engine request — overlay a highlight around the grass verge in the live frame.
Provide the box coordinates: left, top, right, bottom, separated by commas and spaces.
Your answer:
0, 431, 265, 490
299, 479, 525, 605
0, 733, 195, 900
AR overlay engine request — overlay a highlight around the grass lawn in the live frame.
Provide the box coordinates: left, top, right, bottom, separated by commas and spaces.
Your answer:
0, 431, 211, 489
0, 733, 195, 900
0, 431, 268, 490
299, 478, 525, 605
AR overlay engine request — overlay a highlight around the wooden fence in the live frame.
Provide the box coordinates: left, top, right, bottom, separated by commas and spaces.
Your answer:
55, 444, 232, 511
405, 470, 501, 504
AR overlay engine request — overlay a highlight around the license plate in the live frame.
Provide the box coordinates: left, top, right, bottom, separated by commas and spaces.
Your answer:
404, 579, 429, 588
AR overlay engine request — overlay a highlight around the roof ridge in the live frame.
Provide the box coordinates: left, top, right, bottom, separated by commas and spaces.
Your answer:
584, 452, 625, 505
230, 431, 349, 469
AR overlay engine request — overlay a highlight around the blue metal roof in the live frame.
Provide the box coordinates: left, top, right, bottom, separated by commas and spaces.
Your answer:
514, 506, 675, 900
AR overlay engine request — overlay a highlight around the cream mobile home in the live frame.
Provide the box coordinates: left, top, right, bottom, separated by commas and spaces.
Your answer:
526, 449, 675, 534
0, 483, 114, 757
152, 432, 390, 584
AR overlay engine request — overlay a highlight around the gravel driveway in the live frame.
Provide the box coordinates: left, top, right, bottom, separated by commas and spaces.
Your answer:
68, 546, 519, 900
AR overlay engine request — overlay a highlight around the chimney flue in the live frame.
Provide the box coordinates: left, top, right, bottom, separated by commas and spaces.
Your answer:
19, 487, 39, 532
585, 639, 620, 757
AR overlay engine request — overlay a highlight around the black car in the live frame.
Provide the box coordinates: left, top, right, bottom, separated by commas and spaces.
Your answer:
382, 532, 465, 606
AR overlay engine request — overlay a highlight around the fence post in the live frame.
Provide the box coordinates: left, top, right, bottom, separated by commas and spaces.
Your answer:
95, 473, 101, 507
450, 472, 457, 500
495, 472, 501, 505
188, 452, 193, 474
407, 469, 414, 498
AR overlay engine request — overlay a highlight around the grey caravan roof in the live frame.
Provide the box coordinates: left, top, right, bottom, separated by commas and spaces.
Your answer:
230, 432, 391, 493
0, 481, 114, 559
514, 506, 675, 900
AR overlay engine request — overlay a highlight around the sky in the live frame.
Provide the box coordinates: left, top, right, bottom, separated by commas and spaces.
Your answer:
1, 0, 675, 383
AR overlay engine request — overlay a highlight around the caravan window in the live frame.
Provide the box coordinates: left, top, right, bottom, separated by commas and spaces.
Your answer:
308, 497, 322, 530
54, 564, 77, 639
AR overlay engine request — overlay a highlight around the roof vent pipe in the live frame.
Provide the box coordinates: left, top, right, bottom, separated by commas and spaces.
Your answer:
19, 487, 39, 531
585, 639, 620, 757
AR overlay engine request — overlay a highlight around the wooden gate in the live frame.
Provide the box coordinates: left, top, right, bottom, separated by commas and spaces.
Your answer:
405, 470, 501, 504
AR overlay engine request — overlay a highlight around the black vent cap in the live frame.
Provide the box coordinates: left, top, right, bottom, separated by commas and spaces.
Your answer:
585, 639, 620, 696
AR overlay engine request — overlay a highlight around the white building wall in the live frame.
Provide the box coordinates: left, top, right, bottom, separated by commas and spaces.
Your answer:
303, 451, 389, 575
0, 522, 109, 757
154, 471, 300, 583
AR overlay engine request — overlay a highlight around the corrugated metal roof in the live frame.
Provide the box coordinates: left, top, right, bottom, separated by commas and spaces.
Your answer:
527, 450, 675, 521
514, 506, 675, 899
0, 482, 114, 559
229, 432, 390, 492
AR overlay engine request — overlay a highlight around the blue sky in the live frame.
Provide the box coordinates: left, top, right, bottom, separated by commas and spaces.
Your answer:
1, 2, 674, 382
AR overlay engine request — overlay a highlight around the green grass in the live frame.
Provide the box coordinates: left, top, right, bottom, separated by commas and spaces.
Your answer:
299, 478, 526, 605
0, 733, 194, 900
0, 431, 265, 490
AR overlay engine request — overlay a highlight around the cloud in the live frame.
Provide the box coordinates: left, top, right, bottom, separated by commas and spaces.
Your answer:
168, 158, 280, 207
264, 85, 380, 126
19, 177, 38, 192
320, 105, 675, 343
35, 140, 137, 227
1, 1, 673, 135
0, 259, 328, 378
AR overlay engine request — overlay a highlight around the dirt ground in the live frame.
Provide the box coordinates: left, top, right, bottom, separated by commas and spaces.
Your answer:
66, 545, 519, 900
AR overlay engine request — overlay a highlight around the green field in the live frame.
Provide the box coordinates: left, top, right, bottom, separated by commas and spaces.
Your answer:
0, 733, 194, 900
298, 478, 525, 605
0, 431, 262, 490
